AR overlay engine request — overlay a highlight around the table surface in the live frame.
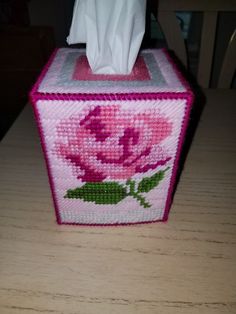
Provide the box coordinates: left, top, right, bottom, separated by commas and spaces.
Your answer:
0, 89, 236, 314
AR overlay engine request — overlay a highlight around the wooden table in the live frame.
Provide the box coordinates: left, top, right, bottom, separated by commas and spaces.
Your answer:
0, 89, 236, 314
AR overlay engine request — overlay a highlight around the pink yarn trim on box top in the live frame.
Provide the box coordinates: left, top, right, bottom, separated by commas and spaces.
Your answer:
72, 55, 151, 81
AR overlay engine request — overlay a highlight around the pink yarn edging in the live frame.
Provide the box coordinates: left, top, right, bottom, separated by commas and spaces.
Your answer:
55, 217, 168, 227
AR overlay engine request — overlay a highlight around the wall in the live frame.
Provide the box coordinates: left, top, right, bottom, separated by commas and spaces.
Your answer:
28, 0, 74, 46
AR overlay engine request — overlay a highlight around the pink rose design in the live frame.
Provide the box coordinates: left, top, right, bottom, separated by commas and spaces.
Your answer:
54, 105, 172, 208
55, 105, 172, 182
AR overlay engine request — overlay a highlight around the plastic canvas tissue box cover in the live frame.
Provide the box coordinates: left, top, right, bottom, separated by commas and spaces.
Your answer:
30, 48, 194, 225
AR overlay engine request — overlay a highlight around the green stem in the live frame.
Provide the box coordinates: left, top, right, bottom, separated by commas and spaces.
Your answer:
126, 180, 152, 209
131, 192, 151, 208
126, 179, 135, 194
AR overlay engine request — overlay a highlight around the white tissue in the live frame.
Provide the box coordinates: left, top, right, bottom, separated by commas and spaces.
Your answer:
67, 0, 147, 74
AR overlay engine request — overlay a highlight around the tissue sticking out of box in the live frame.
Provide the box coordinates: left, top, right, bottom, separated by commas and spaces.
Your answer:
67, 0, 147, 75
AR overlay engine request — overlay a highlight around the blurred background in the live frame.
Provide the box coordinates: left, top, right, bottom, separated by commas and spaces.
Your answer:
0, 0, 235, 140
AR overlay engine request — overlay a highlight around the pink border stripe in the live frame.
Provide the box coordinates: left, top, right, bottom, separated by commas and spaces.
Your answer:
31, 91, 191, 102
53, 217, 167, 227
29, 48, 194, 226
72, 55, 151, 81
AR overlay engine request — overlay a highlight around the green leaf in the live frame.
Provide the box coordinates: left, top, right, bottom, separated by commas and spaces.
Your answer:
138, 167, 169, 193
64, 182, 127, 205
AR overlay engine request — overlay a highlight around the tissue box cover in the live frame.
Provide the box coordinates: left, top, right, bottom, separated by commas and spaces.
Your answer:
30, 48, 193, 225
